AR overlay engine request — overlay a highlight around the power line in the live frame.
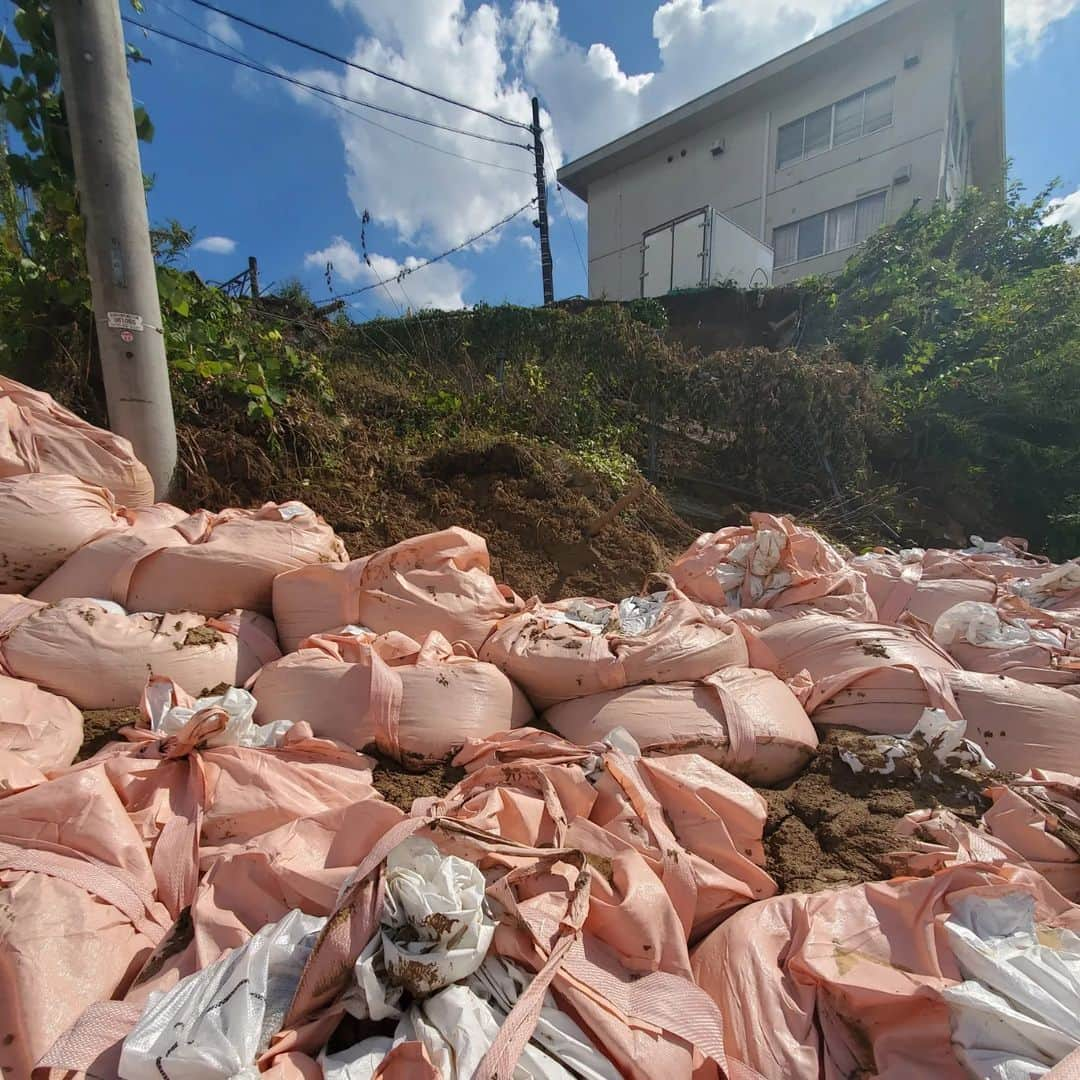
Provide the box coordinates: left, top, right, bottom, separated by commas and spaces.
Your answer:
541, 136, 587, 277
316, 199, 537, 304
122, 17, 533, 151
153, 0, 534, 176
183, 0, 531, 133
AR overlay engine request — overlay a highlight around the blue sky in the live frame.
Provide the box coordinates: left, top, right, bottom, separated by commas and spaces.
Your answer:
19, 0, 1080, 316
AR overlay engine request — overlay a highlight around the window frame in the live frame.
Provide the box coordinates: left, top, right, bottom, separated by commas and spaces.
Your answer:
775, 78, 896, 170
773, 189, 889, 269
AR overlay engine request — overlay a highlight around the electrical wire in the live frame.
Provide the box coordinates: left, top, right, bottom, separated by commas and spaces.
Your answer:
316, 199, 537, 304
183, 0, 532, 132
541, 136, 587, 277
152, 0, 534, 176
122, 17, 533, 150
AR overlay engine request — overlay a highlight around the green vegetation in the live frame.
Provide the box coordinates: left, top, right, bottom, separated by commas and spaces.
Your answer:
807, 184, 1080, 552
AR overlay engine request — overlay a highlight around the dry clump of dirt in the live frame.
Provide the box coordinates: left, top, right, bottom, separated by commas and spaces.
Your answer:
370, 752, 466, 812
78, 707, 141, 760
757, 726, 1003, 894
177, 625, 226, 650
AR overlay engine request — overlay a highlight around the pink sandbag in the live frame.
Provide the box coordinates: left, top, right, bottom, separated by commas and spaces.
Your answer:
984, 771, 1080, 900
0, 670, 82, 772
61, 682, 378, 918
0, 374, 154, 507
853, 549, 999, 625
0, 768, 173, 1079
543, 667, 817, 784
588, 749, 776, 940
478, 586, 748, 710
754, 611, 959, 681
272, 527, 523, 652
806, 662, 1080, 774
251, 629, 533, 766
894, 792, 1080, 902
691, 863, 1080, 1080
0, 472, 123, 593
0, 597, 281, 708
33, 500, 347, 616
933, 598, 1080, 688
670, 512, 875, 620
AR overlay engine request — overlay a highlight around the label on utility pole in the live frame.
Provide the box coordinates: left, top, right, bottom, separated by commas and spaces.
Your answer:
107, 311, 144, 332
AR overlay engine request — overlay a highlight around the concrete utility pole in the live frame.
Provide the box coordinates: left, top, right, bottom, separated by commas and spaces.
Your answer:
53, 0, 177, 498
531, 96, 554, 306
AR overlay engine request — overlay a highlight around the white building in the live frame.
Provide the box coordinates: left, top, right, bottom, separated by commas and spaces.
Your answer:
557, 0, 1004, 296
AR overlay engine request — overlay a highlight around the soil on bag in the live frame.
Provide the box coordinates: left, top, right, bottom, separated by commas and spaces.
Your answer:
370, 752, 466, 812
78, 707, 141, 760
756, 726, 1006, 894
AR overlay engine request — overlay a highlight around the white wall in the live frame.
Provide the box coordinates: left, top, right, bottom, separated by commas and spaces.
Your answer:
586, 3, 958, 297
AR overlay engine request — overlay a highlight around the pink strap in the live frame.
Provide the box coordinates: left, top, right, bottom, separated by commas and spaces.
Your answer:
35, 1000, 145, 1075
472, 930, 579, 1079
108, 535, 178, 606
284, 815, 426, 1027
0, 838, 168, 944
365, 647, 404, 759
878, 562, 923, 624
149, 757, 205, 918
701, 673, 757, 764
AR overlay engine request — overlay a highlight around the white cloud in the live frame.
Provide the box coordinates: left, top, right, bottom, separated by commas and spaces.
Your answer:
1047, 188, 1080, 235
518, 233, 538, 251
205, 10, 243, 50
289, 0, 1074, 280
192, 235, 237, 254
358, 253, 471, 311
304, 236, 365, 283
1005, 0, 1080, 62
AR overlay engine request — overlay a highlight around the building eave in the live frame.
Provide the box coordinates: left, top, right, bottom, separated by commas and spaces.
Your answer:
557, 0, 965, 201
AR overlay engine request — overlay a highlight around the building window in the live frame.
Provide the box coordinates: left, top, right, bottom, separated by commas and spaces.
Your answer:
773, 190, 887, 267
776, 79, 895, 169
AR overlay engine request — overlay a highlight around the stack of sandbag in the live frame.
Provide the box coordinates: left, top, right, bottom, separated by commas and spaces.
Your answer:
250, 628, 533, 766
56, 816, 735, 1080
1011, 559, 1080, 613
0, 596, 280, 708
0, 472, 124, 593
933, 598, 1080, 689
755, 611, 1080, 773
851, 547, 998, 624
692, 863, 1080, 1080
478, 584, 748, 708
272, 527, 523, 652
0, 685, 387, 1079
0, 374, 154, 506
428, 727, 777, 941
852, 539, 1053, 626
670, 511, 875, 622
32, 500, 347, 615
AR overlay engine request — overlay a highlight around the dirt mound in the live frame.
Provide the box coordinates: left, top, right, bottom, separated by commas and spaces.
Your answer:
173, 401, 696, 602
758, 726, 1002, 894
370, 753, 465, 812
79, 707, 141, 761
